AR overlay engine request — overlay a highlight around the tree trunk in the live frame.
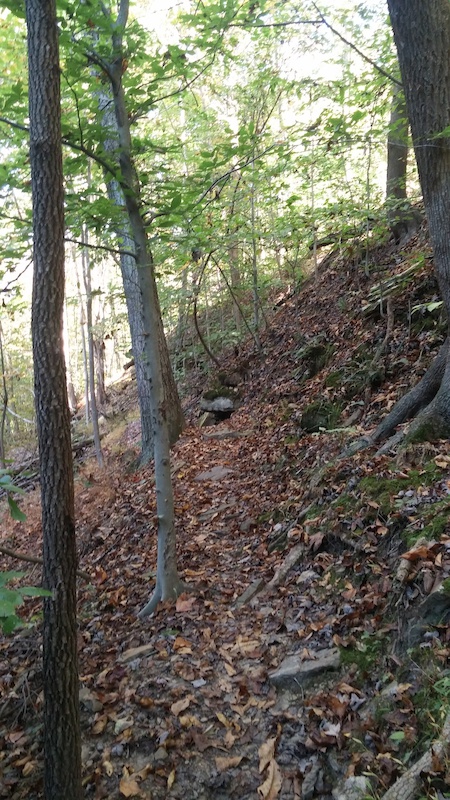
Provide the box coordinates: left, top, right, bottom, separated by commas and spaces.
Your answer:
82, 225, 104, 467
102, 0, 186, 613
372, 0, 450, 444
25, 1, 82, 798
385, 83, 419, 243
96, 81, 183, 462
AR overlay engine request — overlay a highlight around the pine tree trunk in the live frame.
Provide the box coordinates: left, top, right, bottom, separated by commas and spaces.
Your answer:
25, 0, 82, 797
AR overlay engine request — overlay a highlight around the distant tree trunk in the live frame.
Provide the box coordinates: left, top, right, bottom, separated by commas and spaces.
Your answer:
82, 226, 103, 467
94, 337, 107, 407
372, 0, 450, 445
25, 1, 82, 799
385, 83, 419, 243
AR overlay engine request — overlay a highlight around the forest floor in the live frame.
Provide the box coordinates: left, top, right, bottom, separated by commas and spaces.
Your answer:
1, 220, 450, 800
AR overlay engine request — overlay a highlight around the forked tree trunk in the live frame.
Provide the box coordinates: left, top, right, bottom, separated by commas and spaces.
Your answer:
370, 0, 450, 445
25, 0, 82, 797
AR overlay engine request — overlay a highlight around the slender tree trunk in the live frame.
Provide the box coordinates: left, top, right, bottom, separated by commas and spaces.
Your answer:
25, 1, 81, 797
102, 0, 185, 613
0, 322, 8, 469
82, 226, 104, 467
385, 83, 419, 243
96, 81, 183, 462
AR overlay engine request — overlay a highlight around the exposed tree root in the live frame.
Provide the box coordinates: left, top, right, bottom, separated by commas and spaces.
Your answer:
344, 338, 448, 456
380, 710, 450, 800
138, 576, 189, 618
371, 338, 447, 442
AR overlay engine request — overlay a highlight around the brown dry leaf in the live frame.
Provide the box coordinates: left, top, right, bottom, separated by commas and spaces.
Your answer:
435, 455, 450, 468
179, 714, 202, 728
175, 594, 196, 612
224, 729, 237, 748
103, 760, 114, 777
216, 711, 232, 728
215, 755, 243, 772
258, 737, 276, 773
92, 714, 108, 734
170, 695, 192, 716
224, 662, 237, 677
119, 775, 141, 797
167, 769, 176, 789
22, 761, 36, 777
257, 759, 282, 800
173, 636, 193, 653
396, 558, 416, 584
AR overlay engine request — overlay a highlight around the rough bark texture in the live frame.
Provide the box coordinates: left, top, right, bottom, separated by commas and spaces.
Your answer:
370, 0, 450, 443
25, 1, 82, 798
97, 84, 184, 462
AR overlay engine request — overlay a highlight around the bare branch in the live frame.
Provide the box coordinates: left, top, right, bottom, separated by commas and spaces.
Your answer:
311, 3, 401, 87
64, 236, 136, 259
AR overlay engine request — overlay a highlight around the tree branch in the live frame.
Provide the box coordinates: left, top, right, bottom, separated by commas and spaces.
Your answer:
0, 543, 91, 582
64, 237, 136, 259
311, 3, 402, 87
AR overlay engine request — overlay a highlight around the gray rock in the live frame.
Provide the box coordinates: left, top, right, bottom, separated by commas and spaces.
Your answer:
195, 465, 234, 481
332, 776, 369, 800
200, 396, 235, 412
269, 648, 341, 691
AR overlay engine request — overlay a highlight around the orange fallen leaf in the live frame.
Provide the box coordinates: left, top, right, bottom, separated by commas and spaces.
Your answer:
173, 636, 193, 653
176, 594, 196, 612
119, 776, 140, 797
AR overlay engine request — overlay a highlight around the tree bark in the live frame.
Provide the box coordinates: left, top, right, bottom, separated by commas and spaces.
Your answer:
102, 1, 186, 613
25, 0, 82, 798
371, 0, 450, 444
385, 83, 419, 243
96, 78, 184, 462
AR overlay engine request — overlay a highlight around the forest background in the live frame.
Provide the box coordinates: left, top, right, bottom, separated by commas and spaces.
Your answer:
0, 0, 406, 452
3, 2, 449, 800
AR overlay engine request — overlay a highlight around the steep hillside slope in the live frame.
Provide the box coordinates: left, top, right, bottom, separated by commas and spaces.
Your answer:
1, 220, 450, 800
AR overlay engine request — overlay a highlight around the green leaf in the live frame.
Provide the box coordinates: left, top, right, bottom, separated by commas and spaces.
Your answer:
0, 571, 25, 587
7, 495, 26, 521
389, 731, 405, 742
19, 587, 52, 598
1, 615, 20, 634
170, 193, 182, 210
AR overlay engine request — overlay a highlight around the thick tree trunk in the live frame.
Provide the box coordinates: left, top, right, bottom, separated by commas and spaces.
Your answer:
25, 1, 82, 798
372, 0, 450, 443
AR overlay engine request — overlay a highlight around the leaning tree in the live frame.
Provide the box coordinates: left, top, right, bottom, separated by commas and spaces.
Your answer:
361, 0, 450, 447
